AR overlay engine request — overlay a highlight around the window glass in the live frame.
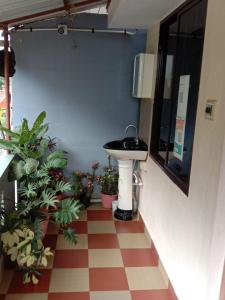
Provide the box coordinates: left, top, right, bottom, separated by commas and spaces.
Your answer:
167, 0, 206, 183
151, 0, 207, 193
158, 20, 178, 161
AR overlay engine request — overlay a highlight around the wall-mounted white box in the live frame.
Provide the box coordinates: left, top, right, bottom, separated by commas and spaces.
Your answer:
132, 53, 155, 99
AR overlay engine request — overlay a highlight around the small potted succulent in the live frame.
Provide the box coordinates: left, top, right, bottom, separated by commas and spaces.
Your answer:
72, 162, 99, 207
97, 163, 119, 209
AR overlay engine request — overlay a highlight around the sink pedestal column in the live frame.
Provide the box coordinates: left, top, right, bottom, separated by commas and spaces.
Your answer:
114, 160, 133, 221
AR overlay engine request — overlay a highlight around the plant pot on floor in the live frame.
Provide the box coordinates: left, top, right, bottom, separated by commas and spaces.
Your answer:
79, 193, 91, 208
101, 193, 118, 209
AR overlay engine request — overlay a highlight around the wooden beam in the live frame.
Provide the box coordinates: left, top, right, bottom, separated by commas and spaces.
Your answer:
63, 0, 71, 11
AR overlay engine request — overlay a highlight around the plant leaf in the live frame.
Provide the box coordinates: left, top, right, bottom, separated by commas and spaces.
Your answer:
24, 158, 39, 175
39, 190, 59, 208
39, 138, 49, 154
9, 160, 26, 181
53, 199, 82, 226
17, 200, 35, 217
0, 139, 18, 151
49, 158, 68, 169
31, 111, 46, 133
18, 182, 38, 199
0, 127, 20, 139
63, 227, 77, 244
33, 218, 44, 240
19, 118, 31, 145
35, 124, 49, 139
42, 158, 67, 170
55, 181, 72, 193
47, 150, 66, 162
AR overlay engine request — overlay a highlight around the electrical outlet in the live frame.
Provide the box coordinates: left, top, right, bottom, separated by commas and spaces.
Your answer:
205, 99, 216, 120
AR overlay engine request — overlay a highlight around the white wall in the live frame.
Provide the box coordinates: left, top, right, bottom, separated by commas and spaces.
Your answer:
207, 132, 225, 300
139, 0, 225, 299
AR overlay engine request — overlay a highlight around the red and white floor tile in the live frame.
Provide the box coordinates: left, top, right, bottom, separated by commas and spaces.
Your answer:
0, 204, 174, 300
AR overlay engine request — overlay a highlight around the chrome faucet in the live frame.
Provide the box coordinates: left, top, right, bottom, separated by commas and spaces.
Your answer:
124, 124, 139, 145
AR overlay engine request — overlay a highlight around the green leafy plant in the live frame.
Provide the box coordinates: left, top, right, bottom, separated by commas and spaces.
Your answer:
0, 204, 53, 285
0, 112, 82, 284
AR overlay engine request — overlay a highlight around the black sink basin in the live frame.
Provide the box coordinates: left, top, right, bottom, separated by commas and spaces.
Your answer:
104, 138, 148, 151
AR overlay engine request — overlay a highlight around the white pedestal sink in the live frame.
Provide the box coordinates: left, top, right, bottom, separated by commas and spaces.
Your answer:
103, 138, 148, 220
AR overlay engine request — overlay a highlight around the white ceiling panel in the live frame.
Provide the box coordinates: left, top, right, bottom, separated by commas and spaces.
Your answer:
108, 0, 186, 29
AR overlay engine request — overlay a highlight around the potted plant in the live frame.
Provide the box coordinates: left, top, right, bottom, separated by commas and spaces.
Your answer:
48, 168, 70, 201
97, 163, 119, 209
0, 112, 82, 284
0, 203, 53, 284
72, 162, 99, 207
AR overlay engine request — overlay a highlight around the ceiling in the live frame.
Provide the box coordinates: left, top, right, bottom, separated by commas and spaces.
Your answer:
108, 0, 185, 29
83, 4, 107, 14
0, 0, 187, 29
0, 0, 107, 25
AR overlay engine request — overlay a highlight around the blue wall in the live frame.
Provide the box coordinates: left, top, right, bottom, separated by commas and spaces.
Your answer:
12, 14, 146, 172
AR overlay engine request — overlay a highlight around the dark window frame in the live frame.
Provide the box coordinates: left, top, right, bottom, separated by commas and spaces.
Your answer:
150, 0, 208, 195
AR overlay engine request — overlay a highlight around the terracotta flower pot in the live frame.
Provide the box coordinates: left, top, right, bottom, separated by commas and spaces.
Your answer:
101, 193, 118, 209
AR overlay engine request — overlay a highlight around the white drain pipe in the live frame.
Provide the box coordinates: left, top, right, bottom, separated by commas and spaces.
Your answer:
11, 27, 137, 36
132, 171, 143, 215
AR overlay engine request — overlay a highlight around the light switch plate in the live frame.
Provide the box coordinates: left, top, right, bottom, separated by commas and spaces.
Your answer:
205, 99, 216, 120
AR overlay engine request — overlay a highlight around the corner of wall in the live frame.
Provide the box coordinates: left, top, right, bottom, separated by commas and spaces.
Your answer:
139, 21, 160, 145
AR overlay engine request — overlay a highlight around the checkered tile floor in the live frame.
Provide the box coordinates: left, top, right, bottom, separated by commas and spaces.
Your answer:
0, 204, 173, 300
